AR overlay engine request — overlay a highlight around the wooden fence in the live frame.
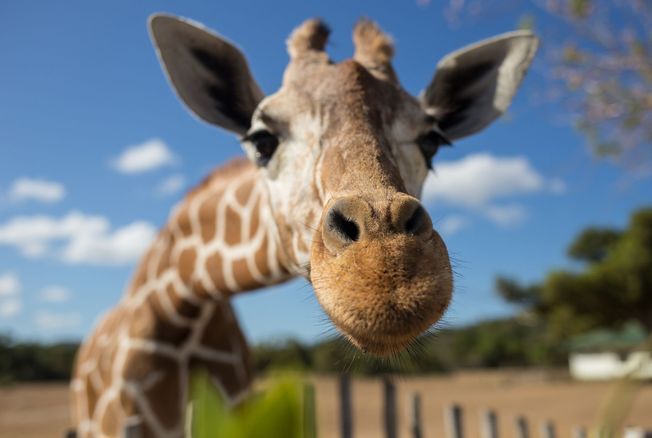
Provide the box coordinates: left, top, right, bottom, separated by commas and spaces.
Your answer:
332, 375, 652, 438
102, 374, 651, 438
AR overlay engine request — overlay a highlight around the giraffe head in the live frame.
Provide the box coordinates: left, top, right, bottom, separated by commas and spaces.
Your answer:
149, 15, 538, 356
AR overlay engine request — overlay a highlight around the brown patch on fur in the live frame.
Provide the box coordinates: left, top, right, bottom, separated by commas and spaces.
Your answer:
254, 236, 271, 276
199, 305, 238, 351
100, 399, 121, 437
234, 176, 254, 206
223, 204, 242, 246
174, 205, 193, 237
177, 248, 196, 284
232, 258, 256, 289
118, 386, 138, 420
195, 303, 253, 398
198, 195, 219, 242
120, 350, 182, 432
82, 373, 99, 421
143, 364, 182, 430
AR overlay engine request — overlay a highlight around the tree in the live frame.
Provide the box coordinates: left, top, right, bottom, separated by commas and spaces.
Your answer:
497, 207, 652, 341
442, 0, 652, 173
567, 227, 622, 263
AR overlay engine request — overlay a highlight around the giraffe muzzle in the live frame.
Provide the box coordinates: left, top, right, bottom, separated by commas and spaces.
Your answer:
311, 193, 453, 356
321, 194, 433, 256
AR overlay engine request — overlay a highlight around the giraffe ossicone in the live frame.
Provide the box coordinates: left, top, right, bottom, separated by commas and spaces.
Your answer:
70, 14, 538, 437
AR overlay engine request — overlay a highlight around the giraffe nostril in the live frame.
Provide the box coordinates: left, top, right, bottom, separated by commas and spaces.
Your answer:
404, 205, 427, 235
328, 210, 360, 242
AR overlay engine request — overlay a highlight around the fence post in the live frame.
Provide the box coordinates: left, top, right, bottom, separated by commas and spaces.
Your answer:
515, 416, 529, 438
339, 374, 352, 438
383, 377, 397, 438
481, 409, 499, 438
540, 420, 556, 438
446, 404, 464, 438
572, 426, 587, 438
303, 382, 317, 438
410, 392, 422, 438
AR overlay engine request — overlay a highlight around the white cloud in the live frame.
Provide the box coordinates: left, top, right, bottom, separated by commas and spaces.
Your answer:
437, 215, 469, 235
549, 178, 567, 194
157, 174, 186, 196
483, 204, 527, 226
8, 178, 65, 203
423, 153, 564, 228
0, 273, 20, 297
63, 221, 156, 265
40, 286, 72, 303
113, 138, 175, 174
0, 211, 157, 266
0, 274, 21, 317
0, 299, 21, 317
34, 311, 82, 330
423, 154, 547, 207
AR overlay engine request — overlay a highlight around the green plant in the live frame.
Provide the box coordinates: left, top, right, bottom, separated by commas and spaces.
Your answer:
188, 370, 306, 438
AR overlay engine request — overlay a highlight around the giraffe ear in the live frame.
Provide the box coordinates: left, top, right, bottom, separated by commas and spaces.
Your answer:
420, 31, 538, 141
149, 14, 264, 135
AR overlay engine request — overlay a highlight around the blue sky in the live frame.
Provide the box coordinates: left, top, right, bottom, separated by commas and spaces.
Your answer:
0, 0, 650, 344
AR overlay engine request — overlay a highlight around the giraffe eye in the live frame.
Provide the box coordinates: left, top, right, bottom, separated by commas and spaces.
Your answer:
416, 130, 451, 169
245, 130, 279, 167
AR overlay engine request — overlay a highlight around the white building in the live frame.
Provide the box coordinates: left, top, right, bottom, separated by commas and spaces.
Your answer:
570, 351, 652, 381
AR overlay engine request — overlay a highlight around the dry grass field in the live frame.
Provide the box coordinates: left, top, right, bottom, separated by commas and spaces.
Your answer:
1, 371, 651, 437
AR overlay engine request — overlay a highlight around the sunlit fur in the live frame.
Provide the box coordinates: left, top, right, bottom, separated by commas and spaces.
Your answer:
244, 20, 453, 356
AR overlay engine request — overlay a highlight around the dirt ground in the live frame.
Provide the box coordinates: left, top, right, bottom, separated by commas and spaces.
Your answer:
312, 371, 652, 438
1, 371, 651, 438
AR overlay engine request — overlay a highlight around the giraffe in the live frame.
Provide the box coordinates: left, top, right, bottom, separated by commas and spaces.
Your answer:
70, 14, 538, 437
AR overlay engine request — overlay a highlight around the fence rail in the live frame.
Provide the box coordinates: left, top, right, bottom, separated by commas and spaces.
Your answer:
104, 375, 652, 438
335, 375, 652, 438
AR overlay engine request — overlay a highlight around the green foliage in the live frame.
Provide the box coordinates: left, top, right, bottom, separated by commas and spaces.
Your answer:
255, 336, 450, 376
496, 277, 540, 307
434, 318, 563, 367
188, 370, 302, 438
253, 319, 566, 377
0, 334, 78, 384
496, 207, 652, 343
252, 340, 312, 372
567, 227, 622, 263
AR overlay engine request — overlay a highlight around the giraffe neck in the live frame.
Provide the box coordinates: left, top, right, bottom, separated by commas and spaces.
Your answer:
126, 158, 295, 312
71, 158, 299, 438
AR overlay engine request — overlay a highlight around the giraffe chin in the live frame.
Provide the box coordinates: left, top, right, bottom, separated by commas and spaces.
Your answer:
310, 230, 453, 358
341, 328, 425, 357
